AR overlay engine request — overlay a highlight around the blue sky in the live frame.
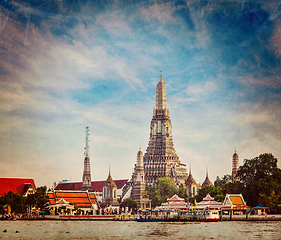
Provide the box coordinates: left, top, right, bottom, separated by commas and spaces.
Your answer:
0, 0, 281, 188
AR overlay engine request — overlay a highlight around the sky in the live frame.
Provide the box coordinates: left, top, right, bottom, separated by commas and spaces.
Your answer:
0, 0, 281, 189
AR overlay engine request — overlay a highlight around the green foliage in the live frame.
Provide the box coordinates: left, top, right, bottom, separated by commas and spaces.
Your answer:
143, 177, 179, 207
214, 174, 232, 187
27, 186, 49, 211
143, 186, 162, 208
221, 181, 244, 196
0, 191, 26, 214
120, 198, 138, 213
236, 153, 281, 212
197, 153, 281, 214
196, 185, 224, 203
178, 186, 188, 202
156, 177, 178, 202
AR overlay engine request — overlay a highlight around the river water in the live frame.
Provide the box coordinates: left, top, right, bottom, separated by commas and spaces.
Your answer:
0, 220, 281, 239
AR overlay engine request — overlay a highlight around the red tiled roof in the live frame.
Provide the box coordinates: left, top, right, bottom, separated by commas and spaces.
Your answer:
0, 178, 36, 196
55, 179, 129, 192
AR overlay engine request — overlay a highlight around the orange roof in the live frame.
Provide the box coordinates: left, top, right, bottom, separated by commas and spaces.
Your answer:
230, 196, 243, 205
89, 193, 96, 198
48, 193, 56, 204
76, 203, 92, 207
57, 198, 90, 204
49, 190, 97, 208
55, 192, 88, 198
49, 199, 56, 204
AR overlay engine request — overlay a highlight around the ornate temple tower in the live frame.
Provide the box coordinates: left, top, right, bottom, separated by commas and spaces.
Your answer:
201, 169, 213, 189
81, 127, 93, 191
232, 149, 239, 180
101, 170, 119, 207
131, 148, 148, 208
186, 167, 200, 197
143, 72, 188, 186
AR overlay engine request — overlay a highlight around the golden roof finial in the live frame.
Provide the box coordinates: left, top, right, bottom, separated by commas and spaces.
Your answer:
160, 70, 162, 81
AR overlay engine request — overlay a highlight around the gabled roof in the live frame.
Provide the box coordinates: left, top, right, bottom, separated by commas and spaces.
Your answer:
55, 179, 128, 192
0, 178, 36, 196
221, 194, 248, 209
48, 190, 98, 209
56, 198, 69, 204
167, 194, 185, 202
196, 194, 222, 210
22, 183, 36, 195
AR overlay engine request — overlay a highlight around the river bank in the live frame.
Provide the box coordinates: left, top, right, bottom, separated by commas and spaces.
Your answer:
2, 214, 281, 221
1, 220, 281, 239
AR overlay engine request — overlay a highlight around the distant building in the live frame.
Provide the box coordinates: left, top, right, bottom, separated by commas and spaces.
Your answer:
232, 149, 239, 180
185, 168, 201, 197
0, 178, 36, 197
131, 148, 148, 208
54, 179, 128, 203
48, 190, 97, 212
51, 127, 128, 210
101, 170, 119, 208
143, 72, 188, 186
201, 170, 213, 189
81, 127, 92, 191
196, 194, 222, 210
161, 194, 189, 210
221, 193, 248, 216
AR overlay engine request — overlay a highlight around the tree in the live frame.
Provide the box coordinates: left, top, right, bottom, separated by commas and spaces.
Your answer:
156, 177, 178, 203
143, 177, 180, 208
178, 186, 188, 202
0, 191, 26, 214
236, 153, 281, 212
214, 174, 232, 187
143, 186, 162, 208
120, 198, 138, 213
27, 186, 49, 211
196, 185, 224, 203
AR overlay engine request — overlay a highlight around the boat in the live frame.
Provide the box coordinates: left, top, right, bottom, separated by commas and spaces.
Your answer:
179, 209, 220, 222
136, 209, 179, 222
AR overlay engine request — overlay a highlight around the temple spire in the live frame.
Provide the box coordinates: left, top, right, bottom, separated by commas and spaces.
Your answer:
156, 71, 167, 110
81, 127, 92, 191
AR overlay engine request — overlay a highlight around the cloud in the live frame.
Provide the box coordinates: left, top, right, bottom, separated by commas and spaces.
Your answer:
271, 23, 281, 57
96, 13, 131, 36
183, 81, 218, 102
0, 0, 280, 187
139, 2, 176, 24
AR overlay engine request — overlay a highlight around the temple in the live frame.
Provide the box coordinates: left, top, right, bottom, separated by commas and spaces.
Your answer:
143, 71, 188, 186
186, 167, 200, 197
232, 149, 239, 180
101, 170, 119, 208
131, 148, 148, 209
201, 169, 213, 189
81, 127, 92, 191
